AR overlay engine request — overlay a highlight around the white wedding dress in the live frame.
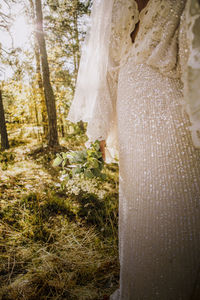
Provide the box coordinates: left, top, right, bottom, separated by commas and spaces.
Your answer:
67, 0, 200, 299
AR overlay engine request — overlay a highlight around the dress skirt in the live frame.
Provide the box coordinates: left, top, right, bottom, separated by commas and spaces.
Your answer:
112, 56, 200, 299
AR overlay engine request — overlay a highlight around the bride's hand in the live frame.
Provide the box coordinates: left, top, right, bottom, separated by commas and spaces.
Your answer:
99, 140, 106, 161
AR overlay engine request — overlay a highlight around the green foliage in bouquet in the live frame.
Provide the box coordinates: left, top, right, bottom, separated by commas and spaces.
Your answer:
53, 140, 107, 180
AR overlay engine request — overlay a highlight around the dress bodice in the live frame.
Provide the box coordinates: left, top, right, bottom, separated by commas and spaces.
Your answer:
67, 0, 200, 162
133, 0, 186, 77
110, 0, 186, 78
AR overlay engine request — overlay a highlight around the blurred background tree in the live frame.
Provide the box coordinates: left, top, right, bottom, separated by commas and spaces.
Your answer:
0, 0, 92, 149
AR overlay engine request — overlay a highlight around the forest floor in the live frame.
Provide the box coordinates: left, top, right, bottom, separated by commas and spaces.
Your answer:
0, 127, 119, 300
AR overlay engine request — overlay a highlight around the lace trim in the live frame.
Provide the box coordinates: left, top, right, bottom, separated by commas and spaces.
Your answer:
180, 0, 200, 147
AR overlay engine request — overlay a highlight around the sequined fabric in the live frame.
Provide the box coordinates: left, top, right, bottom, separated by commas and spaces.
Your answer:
111, 57, 200, 299
110, 2, 200, 298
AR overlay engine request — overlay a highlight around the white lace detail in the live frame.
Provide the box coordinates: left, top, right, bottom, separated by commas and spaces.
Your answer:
179, 0, 200, 147
129, 0, 186, 78
110, 0, 139, 66
66, 0, 113, 128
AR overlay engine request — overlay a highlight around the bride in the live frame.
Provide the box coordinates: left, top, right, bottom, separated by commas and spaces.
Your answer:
67, 0, 200, 299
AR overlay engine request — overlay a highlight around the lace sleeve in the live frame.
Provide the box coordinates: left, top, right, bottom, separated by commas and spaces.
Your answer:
129, 0, 186, 78
66, 0, 138, 162
179, 0, 200, 147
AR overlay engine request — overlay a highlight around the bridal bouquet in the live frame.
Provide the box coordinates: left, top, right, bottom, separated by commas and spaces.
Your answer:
53, 140, 106, 181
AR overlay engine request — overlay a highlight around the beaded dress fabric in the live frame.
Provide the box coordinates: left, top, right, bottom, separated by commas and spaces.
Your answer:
67, 0, 200, 299
111, 1, 200, 299
116, 57, 200, 300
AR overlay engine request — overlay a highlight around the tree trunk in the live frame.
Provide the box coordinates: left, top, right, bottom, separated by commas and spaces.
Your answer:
73, 1, 80, 77
29, 0, 48, 138
0, 90, 9, 150
35, 0, 59, 147
35, 44, 48, 137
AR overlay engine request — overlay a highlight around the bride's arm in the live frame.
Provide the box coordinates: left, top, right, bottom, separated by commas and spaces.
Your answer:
67, 0, 139, 162
100, 139, 106, 161
99, 0, 142, 159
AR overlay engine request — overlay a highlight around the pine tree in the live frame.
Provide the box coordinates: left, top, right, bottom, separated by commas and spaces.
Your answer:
35, 0, 59, 147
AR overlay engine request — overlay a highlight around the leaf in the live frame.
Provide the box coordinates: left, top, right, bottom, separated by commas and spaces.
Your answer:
79, 149, 87, 158
68, 155, 78, 164
84, 169, 95, 179
74, 166, 82, 174
100, 173, 107, 180
62, 158, 68, 168
92, 168, 101, 177
94, 141, 100, 151
87, 149, 96, 158
61, 152, 69, 159
72, 166, 82, 176
53, 156, 63, 167
75, 152, 85, 163
88, 158, 99, 169
96, 151, 103, 159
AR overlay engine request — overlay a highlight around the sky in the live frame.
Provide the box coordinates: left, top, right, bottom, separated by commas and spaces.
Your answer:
0, 1, 32, 80
1, 1, 32, 48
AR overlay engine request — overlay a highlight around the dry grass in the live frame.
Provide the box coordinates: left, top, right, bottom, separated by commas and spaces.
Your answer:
0, 130, 119, 300
1, 217, 119, 299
